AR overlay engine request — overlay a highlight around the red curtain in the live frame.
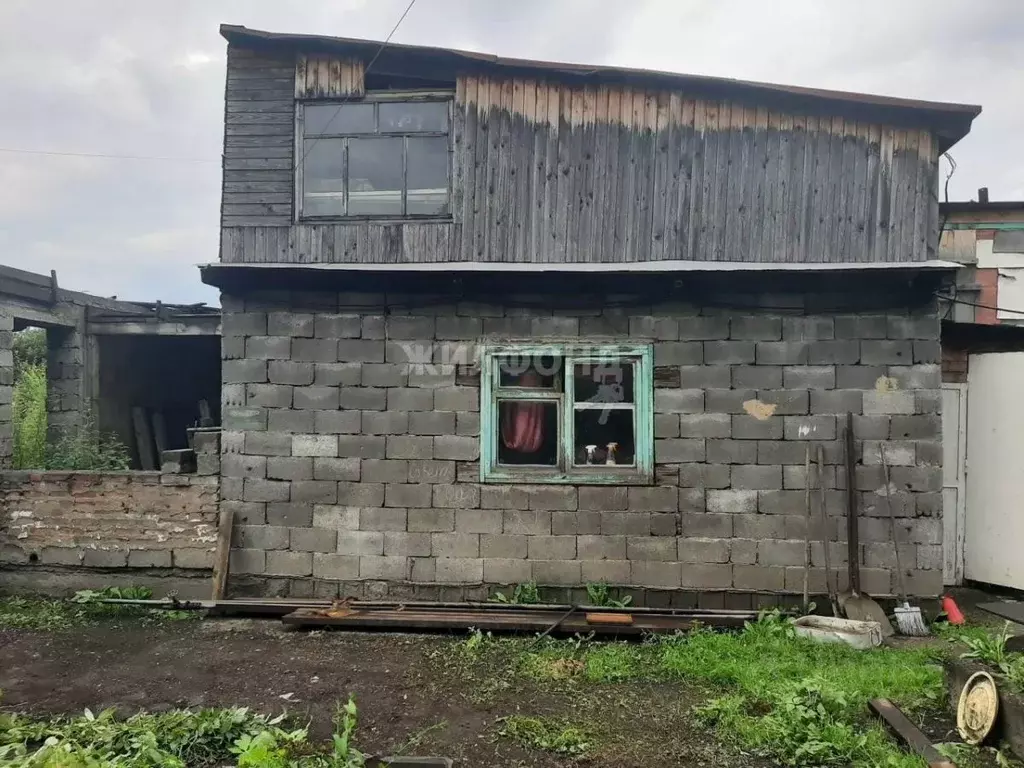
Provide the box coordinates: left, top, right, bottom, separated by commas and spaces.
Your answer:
501, 402, 544, 453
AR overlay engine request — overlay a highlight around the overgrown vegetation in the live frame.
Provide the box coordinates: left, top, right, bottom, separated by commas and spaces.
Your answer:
12, 328, 46, 376
941, 621, 1024, 693
498, 715, 592, 756
0, 696, 368, 767
489, 581, 541, 605
585, 581, 632, 608
11, 363, 46, 469
44, 410, 131, 471
0, 588, 195, 630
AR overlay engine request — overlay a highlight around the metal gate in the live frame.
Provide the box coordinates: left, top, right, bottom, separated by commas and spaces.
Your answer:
964, 352, 1024, 590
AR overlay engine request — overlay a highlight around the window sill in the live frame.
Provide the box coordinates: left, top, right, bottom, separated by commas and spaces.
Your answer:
480, 467, 653, 486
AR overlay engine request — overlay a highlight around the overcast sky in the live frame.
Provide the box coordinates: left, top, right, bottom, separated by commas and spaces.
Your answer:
1, 0, 1021, 305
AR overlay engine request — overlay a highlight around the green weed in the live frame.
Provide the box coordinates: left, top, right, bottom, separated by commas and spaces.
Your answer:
0, 591, 197, 631
942, 621, 1024, 694
585, 582, 632, 608
489, 581, 541, 605
11, 363, 46, 470
44, 409, 131, 471
497, 715, 591, 756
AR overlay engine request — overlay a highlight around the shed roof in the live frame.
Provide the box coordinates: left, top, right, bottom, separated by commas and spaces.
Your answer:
221, 23, 981, 151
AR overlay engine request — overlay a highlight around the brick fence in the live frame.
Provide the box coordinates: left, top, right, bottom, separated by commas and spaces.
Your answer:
219, 288, 944, 603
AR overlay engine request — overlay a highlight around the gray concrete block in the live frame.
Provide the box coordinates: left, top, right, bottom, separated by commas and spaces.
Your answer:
268, 410, 314, 433
757, 490, 806, 515
385, 483, 433, 508
290, 526, 337, 553
833, 366, 884, 389
223, 359, 268, 384
630, 315, 680, 340
833, 314, 887, 340
808, 340, 859, 364
433, 435, 479, 461
707, 489, 757, 514
756, 341, 810, 365
631, 561, 681, 588
756, 389, 810, 415
706, 439, 758, 465
654, 342, 703, 365
677, 316, 729, 340
626, 537, 676, 561
409, 460, 456, 484
704, 341, 756, 365
337, 481, 385, 507
456, 411, 480, 436
431, 483, 481, 509
861, 340, 913, 366
581, 559, 630, 583
733, 513, 786, 539
315, 411, 363, 435
456, 508, 503, 533
360, 363, 406, 388
408, 557, 435, 582
266, 550, 313, 577
889, 414, 940, 440
678, 537, 730, 564
127, 550, 173, 568
656, 438, 706, 462
552, 511, 601, 535
222, 311, 267, 336
223, 407, 268, 431
408, 365, 455, 388
268, 312, 314, 337
268, 361, 315, 386
578, 486, 628, 511
432, 532, 481, 558
436, 315, 483, 339
383, 531, 432, 557
531, 559, 582, 585
628, 486, 678, 512
309, 457, 359, 481
890, 466, 942, 492
757, 539, 805, 566
434, 387, 479, 413
266, 502, 314, 528
315, 314, 361, 339
732, 464, 782, 490
678, 413, 731, 438
312, 553, 359, 580
655, 413, 680, 438
782, 317, 834, 341
887, 364, 940, 390
528, 535, 576, 560
783, 365, 835, 389
409, 411, 456, 436
386, 315, 436, 339
246, 384, 292, 409
293, 386, 340, 410
386, 388, 434, 411
230, 548, 266, 575
246, 336, 292, 360
576, 535, 626, 560
314, 362, 361, 387
222, 336, 245, 360
264, 456, 311, 481
290, 480, 338, 504
313, 504, 359, 530
328, 434, 383, 458
704, 389, 756, 413
783, 415, 836, 441
361, 411, 409, 436
732, 365, 783, 389
654, 389, 704, 413
386, 435, 434, 460
292, 337, 338, 364
435, 557, 484, 583
600, 512, 650, 536
360, 555, 410, 580
680, 463, 731, 491
810, 389, 862, 415
481, 533, 528, 559
729, 539, 758, 565
731, 316, 782, 341
360, 459, 407, 484
387, 341, 436, 365
733, 564, 784, 590
359, 506, 408, 532
243, 478, 291, 503
292, 434, 338, 457
677, 563, 730, 589
524, 486, 577, 511
484, 558, 532, 583
223, 453, 267, 479
530, 316, 578, 337
504, 509, 552, 535
913, 340, 941, 364
888, 315, 939, 340
339, 387, 386, 411
732, 415, 783, 440
679, 365, 731, 388
915, 441, 942, 467
407, 508, 455, 532
863, 391, 915, 415
678, 488, 706, 514
338, 339, 386, 363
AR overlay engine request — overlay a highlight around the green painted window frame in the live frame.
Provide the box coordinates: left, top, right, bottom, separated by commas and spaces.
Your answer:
479, 342, 654, 485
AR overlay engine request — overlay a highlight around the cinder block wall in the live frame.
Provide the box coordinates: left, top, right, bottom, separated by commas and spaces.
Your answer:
0, 310, 12, 467
220, 289, 943, 602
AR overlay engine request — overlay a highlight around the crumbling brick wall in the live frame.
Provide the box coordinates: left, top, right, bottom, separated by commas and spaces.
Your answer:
0, 471, 219, 569
220, 289, 943, 602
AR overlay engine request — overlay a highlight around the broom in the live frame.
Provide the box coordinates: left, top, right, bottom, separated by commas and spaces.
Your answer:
880, 444, 929, 636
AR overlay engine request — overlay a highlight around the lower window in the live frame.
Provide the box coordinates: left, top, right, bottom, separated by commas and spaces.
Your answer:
479, 344, 653, 484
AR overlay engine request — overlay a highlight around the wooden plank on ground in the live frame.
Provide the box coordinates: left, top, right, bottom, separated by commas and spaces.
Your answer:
211, 506, 235, 600
868, 698, 955, 768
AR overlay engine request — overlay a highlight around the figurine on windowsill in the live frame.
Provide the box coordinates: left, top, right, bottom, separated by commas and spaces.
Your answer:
576, 443, 607, 465
606, 442, 619, 465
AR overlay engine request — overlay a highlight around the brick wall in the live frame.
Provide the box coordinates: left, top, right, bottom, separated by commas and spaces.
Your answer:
220, 289, 943, 601
0, 470, 219, 571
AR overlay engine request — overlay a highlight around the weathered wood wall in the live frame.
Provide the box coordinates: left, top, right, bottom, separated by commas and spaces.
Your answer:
221, 48, 940, 265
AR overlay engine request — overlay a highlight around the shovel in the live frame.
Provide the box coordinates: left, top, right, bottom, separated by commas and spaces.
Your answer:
837, 413, 895, 637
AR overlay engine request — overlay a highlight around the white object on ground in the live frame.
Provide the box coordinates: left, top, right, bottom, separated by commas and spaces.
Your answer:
793, 615, 883, 649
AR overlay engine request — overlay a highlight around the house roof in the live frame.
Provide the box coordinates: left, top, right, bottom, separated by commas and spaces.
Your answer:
221, 23, 981, 151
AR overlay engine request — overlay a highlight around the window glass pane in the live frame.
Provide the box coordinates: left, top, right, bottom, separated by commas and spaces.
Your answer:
407, 137, 449, 215
498, 355, 561, 388
304, 103, 374, 135
573, 361, 634, 404
573, 408, 635, 466
379, 101, 448, 132
302, 138, 345, 217
498, 400, 558, 466
348, 137, 403, 215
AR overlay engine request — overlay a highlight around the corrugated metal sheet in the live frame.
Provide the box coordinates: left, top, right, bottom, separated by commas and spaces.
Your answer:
294, 54, 365, 98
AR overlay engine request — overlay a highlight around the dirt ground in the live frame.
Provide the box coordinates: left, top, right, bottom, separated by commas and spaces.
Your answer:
0, 619, 765, 767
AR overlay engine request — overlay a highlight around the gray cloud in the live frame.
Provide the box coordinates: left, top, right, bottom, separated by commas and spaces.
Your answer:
0, 0, 1018, 304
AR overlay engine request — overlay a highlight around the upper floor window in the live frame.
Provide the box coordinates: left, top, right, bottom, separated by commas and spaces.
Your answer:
297, 95, 450, 219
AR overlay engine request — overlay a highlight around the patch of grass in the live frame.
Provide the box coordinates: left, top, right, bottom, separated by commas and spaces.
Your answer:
497, 715, 592, 756
0, 696, 369, 767
11, 363, 46, 470
940, 621, 1024, 694
489, 581, 541, 604
0, 590, 198, 631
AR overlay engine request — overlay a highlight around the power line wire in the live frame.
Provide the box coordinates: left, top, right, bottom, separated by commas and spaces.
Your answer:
294, 0, 418, 172
935, 291, 1024, 318
0, 147, 218, 163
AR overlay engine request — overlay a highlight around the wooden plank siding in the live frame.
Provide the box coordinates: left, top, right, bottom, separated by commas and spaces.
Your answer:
221, 47, 940, 265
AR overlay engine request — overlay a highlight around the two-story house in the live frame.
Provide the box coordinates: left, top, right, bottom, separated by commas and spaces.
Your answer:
201, 24, 980, 604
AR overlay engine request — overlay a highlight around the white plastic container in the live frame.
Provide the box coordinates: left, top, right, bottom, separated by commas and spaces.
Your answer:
792, 615, 883, 650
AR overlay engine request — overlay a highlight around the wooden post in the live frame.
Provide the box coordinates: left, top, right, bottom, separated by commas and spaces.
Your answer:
211, 506, 234, 600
